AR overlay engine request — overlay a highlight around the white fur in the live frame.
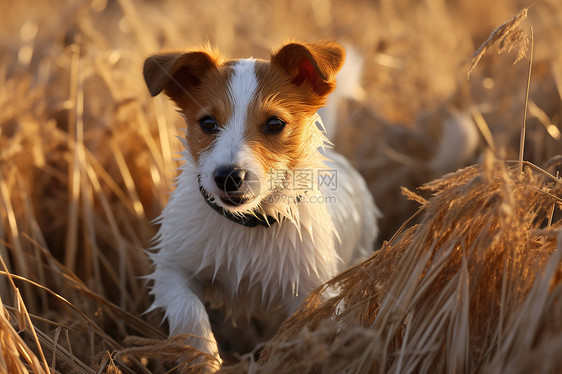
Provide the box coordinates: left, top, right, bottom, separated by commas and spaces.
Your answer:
198, 59, 261, 214
146, 58, 379, 369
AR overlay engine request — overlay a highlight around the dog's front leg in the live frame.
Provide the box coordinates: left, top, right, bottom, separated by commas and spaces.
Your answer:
149, 266, 222, 371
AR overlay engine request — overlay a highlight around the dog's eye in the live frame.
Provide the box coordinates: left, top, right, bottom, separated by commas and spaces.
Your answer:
265, 117, 286, 133
199, 116, 219, 134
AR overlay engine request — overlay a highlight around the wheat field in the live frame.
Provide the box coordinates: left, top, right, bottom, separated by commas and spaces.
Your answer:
0, 0, 561, 373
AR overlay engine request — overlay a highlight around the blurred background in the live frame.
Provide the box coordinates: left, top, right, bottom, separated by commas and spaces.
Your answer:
0, 0, 561, 372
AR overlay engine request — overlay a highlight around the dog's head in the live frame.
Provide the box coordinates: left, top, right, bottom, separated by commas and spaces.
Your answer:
143, 41, 344, 215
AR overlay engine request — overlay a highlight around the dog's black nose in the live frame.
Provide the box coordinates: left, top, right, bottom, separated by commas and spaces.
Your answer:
214, 166, 246, 192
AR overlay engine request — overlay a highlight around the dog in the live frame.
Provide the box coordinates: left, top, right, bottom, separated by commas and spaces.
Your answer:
143, 41, 378, 369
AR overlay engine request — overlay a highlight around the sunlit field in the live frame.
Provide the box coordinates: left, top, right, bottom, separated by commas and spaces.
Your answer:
0, 0, 561, 372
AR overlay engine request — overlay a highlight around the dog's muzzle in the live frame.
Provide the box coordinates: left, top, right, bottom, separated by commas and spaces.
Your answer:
197, 173, 276, 228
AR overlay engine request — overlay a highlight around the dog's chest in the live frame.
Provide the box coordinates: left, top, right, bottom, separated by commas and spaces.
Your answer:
187, 216, 338, 316
155, 184, 339, 314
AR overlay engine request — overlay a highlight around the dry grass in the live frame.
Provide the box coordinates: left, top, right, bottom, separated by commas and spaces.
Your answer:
254, 155, 562, 373
467, 6, 530, 78
0, 0, 561, 373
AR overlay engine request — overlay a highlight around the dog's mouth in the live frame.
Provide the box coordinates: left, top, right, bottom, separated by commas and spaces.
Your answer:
197, 176, 259, 209
219, 193, 254, 206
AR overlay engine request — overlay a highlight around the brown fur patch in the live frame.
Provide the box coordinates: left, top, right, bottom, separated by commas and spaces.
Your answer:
175, 64, 234, 163
244, 60, 327, 180
144, 48, 233, 163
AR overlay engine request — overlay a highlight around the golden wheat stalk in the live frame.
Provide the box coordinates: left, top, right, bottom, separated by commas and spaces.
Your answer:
467, 7, 529, 78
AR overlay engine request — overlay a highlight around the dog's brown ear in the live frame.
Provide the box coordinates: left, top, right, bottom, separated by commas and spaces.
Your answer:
143, 51, 219, 101
271, 41, 345, 97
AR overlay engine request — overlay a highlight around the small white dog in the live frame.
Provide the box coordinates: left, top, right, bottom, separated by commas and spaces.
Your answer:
143, 41, 378, 369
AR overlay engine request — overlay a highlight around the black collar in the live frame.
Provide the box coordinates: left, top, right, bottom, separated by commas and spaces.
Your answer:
198, 180, 277, 228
